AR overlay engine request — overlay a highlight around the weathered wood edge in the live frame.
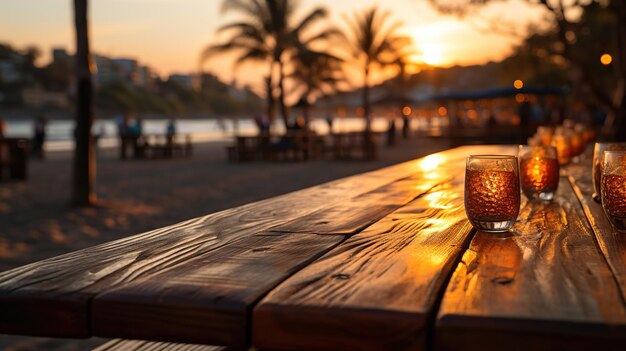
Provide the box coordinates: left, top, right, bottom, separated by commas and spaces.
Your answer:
252, 175, 478, 351
91, 232, 345, 347
0, 146, 468, 338
0, 145, 509, 340
567, 164, 626, 304
92, 339, 228, 351
436, 177, 626, 351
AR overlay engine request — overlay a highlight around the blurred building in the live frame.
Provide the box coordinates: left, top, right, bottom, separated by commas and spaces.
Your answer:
0, 61, 20, 84
137, 65, 156, 88
52, 48, 72, 65
93, 55, 150, 87
168, 73, 200, 91
0, 49, 25, 84
22, 87, 69, 108
111, 58, 139, 83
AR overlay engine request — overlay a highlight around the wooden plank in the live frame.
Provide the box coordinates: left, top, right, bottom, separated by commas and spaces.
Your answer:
436, 177, 626, 351
91, 146, 498, 346
270, 175, 445, 234
253, 175, 476, 351
0, 145, 497, 338
91, 232, 343, 347
93, 339, 226, 351
271, 145, 515, 235
568, 163, 626, 303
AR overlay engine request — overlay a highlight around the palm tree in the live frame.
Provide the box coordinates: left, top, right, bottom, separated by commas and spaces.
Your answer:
289, 44, 345, 127
344, 7, 410, 131
389, 37, 418, 139
71, 0, 96, 206
202, 0, 332, 131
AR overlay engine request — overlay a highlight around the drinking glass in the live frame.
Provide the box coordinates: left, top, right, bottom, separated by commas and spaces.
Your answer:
518, 145, 559, 202
465, 155, 520, 232
592, 143, 626, 203
601, 150, 626, 232
536, 126, 552, 146
551, 133, 571, 165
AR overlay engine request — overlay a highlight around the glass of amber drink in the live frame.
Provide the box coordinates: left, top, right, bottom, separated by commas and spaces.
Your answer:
465, 155, 520, 232
593, 143, 626, 203
518, 146, 559, 202
602, 150, 626, 232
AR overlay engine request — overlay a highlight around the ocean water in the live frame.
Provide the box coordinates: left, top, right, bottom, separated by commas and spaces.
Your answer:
3, 117, 400, 151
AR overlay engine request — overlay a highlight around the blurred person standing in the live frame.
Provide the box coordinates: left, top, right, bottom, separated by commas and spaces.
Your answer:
166, 118, 176, 137
32, 115, 47, 159
116, 114, 130, 159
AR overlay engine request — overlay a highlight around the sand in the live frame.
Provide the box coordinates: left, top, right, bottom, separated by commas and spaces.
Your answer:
0, 135, 452, 350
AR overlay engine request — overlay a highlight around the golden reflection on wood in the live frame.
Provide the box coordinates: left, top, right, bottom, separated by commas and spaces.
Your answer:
0, 145, 516, 343
436, 177, 626, 351
568, 163, 626, 304
253, 176, 475, 351
0, 148, 469, 338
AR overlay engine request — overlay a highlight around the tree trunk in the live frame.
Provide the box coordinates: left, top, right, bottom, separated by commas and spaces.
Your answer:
302, 104, 310, 130
265, 73, 274, 135
303, 88, 312, 129
362, 61, 375, 160
277, 59, 289, 129
71, 0, 96, 206
363, 63, 371, 132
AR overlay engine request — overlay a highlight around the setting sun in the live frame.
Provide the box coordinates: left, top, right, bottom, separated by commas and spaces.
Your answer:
420, 42, 447, 66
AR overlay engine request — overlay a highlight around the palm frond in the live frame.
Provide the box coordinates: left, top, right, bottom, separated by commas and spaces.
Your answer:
292, 7, 328, 35
234, 48, 269, 68
221, 0, 263, 17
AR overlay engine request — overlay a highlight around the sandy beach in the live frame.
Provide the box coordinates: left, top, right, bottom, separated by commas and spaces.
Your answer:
0, 135, 451, 351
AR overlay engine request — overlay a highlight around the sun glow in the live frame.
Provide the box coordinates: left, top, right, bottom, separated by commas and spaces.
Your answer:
420, 43, 447, 66
405, 23, 458, 67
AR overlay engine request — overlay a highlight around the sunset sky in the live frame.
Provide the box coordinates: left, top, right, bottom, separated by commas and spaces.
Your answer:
0, 0, 548, 90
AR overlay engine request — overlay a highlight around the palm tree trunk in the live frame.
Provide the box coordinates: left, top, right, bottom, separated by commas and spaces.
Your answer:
71, 0, 96, 206
363, 61, 374, 160
363, 62, 371, 131
303, 87, 312, 129
278, 59, 290, 129
265, 73, 274, 135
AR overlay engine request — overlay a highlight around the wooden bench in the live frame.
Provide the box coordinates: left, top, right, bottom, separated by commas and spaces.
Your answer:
1, 145, 625, 350
332, 131, 380, 160
141, 134, 192, 159
227, 132, 324, 162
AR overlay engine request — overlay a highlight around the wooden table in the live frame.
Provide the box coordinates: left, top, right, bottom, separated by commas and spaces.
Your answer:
1, 145, 625, 350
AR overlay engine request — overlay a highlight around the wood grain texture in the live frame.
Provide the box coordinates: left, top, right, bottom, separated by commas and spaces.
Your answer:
568, 163, 626, 303
93, 339, 227, 351
436, 178, 626, 351
253, 175, 475, 351
270, 175, 444, 234
0, 145, 502, 339
271, 145, 515, 235
0, 145, 511, 342
91, 232, 343, 347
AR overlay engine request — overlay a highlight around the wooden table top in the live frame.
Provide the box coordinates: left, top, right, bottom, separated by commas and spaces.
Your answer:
1, 145, 625, 350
